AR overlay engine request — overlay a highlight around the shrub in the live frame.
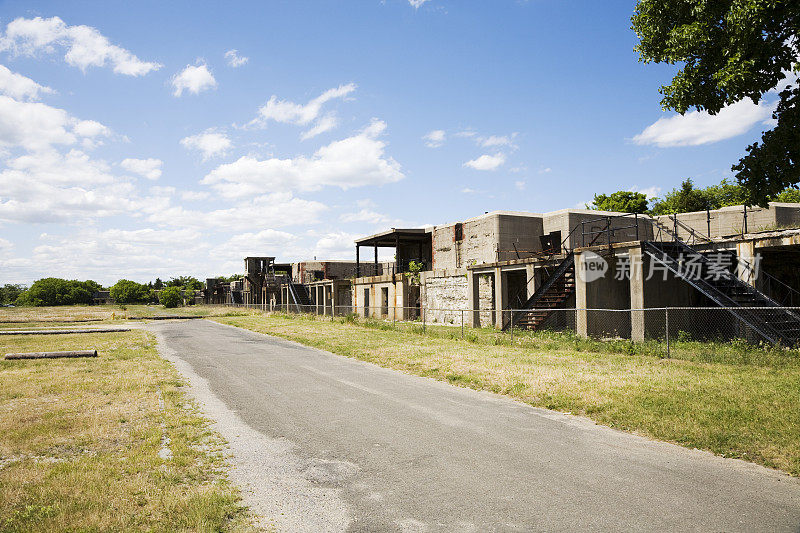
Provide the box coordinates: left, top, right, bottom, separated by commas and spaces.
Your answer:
14, 278, 101, 306
159, 286, 182, 308
110, 279, 151, 304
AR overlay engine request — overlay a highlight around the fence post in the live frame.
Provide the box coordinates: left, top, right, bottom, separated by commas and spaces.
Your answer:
423, 305, 426, 334
509, 310, 513, 343
461, 310, 464, 339
665, 307, 670, 358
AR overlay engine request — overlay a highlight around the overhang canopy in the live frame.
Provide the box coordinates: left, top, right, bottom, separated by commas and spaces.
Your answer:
354, 228, 430, 247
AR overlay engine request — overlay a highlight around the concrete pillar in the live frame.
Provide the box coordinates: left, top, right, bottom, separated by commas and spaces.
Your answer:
494, 267, 504, 329
629, 247, 645, 342
467, 269, 479, 327
737, 241, 757, 287
525, 264, 537, 299
575, 251, 588, 337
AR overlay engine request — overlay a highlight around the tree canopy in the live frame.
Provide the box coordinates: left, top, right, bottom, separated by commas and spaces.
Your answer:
0, 284, 25, 305
632, 1, 800, 205
159, 286, 182, 308
14, 278, 102, 306
593, 179, 800, 215
165, 276, 203, 291
590, 191, 650, 214
110, 279, 152, 304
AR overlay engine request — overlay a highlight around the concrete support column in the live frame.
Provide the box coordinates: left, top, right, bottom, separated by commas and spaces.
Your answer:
467, 269, 479, 328
629, 247, 645, 342
575, 251, 588, 338
494, 267, 504, 329
525, 264, 537, 299
737, 241, 757, 287
395, 278, 405, 320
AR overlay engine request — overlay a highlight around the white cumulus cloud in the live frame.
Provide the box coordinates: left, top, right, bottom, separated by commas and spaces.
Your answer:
423, 129, 445, 148
632, 99, 775, 148
120, 158, 162, 180
202, 119, 403, 197
0, 64, 54, 101
0, 16, 161, 76
249, 83, 355, 139
409, 0, 431, 8
464, 153, 506, 171
224, 49, 248, 67
180, 131, 232, 160
172, 62, 216, 97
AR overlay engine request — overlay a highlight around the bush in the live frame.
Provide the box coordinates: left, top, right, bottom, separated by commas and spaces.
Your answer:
159, 287, 182, 308
184, 289, 196, 305
14, 278, 102, 306
110, 279, 151, 304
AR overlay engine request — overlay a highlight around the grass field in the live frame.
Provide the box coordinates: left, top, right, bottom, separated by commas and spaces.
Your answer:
0, 311, 258, 532
213, 311, 800, 477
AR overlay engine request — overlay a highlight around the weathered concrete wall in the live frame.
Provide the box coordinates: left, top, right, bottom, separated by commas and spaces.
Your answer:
477, 273, 494, 327
432, 212, 544, 270
351, 274, 417, 320
294, 261, 361, 283
421, 269, 468, 325
657, 203, 800, 240
544, 209, 654, 250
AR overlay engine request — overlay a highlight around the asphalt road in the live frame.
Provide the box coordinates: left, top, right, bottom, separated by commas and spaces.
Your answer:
153, 320, 800, 532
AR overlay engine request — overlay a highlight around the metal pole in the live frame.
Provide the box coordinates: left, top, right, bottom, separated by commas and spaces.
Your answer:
665, 307, 670, 358
743, 205, 748, 235
707, 208, 711, 239
635, 213, 639, 241
423, 305, 426, 334
461, 309, 464, 339
509, 310, 513, 342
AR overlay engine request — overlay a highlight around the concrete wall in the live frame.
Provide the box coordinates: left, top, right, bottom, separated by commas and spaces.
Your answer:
351, 274, 418, 320
657, 203, 800, 240
544, 209, 654, 250
420, 269, 468, 324
293, 261, 361, 283
432, 212, 544, 270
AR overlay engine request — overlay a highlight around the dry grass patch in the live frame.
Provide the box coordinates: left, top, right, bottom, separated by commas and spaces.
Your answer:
0, 329, 256, 532
213, 312, 800, 477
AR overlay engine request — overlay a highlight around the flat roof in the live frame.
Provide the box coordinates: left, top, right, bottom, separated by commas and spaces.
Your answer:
355, 228, 431, 247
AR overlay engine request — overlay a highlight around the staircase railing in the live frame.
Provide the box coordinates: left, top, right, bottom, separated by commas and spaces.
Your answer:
642, 240, 793, 345
505, 253, 574, 331
286, 279, 304, 313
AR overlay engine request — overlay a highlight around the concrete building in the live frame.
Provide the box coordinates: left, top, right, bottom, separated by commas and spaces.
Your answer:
349, 203, 800, 345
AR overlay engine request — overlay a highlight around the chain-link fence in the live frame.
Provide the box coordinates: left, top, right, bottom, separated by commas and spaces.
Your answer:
218, 303, 800, 356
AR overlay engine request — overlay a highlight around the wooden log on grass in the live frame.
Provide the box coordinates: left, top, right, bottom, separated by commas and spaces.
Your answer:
0, 328, 131, 336
4, 350, 98, 360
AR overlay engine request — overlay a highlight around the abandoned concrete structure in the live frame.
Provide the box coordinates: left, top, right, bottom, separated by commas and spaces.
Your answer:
348, 203, 800, 346
211, 201, 800, 346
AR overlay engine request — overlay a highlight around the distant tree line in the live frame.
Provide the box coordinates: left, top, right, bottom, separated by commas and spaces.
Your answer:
4, 275, 209, 307
590, 179, 800, 215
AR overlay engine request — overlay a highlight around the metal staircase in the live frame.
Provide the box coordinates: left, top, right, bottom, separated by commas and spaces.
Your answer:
505, 253, 575, 331
643, 240, 800, 346
286, 278, 313, 312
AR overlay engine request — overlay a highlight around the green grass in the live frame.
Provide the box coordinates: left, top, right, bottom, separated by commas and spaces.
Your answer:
213, 311, 800, 477
0, 325, 258, 532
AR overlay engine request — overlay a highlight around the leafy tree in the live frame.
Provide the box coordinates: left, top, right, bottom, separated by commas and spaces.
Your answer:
166, 276, 203, 291
153, 278, 164, 290
772, 187, 800, 203
632, 1, 800, 205
14, 278, 100, 306
650, 179, 715, 215
0, 284, 25, 305
110, 279, 151, 304
590, 191, 650, 213
184, 288, 196, 305
159, 286, 182, 308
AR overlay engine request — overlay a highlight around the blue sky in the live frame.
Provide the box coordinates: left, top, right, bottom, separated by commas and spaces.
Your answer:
0, 0, 780, 285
